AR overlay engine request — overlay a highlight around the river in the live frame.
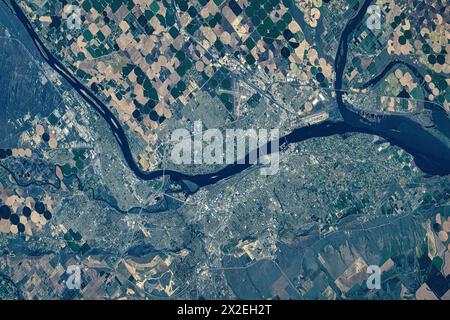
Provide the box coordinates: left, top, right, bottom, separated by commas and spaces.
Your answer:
5, 0, 450, 194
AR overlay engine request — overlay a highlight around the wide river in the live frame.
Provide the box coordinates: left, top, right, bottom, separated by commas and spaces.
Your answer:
6, 0, 450, 193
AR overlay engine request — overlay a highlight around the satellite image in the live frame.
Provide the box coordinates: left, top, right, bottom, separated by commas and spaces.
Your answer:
0, 0, 449, 302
